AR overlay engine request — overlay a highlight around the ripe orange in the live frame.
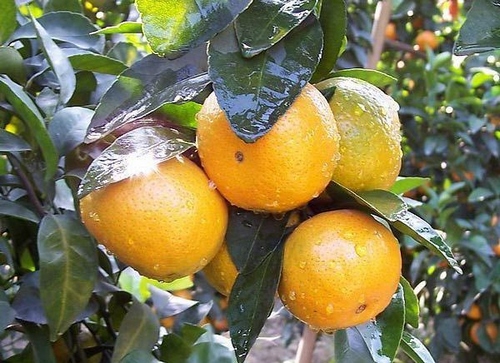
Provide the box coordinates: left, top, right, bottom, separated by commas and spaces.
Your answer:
196, 83, 340, 213
80, 156, 228, 281
278, 209, 402, 331
385, 23, 397, 40
466, 303, 482, 320
415, 30, 439, 50
316, 77, 402, 192
492, 242, 500, 257
203, 241, 238, 296
470, 321, 499, 345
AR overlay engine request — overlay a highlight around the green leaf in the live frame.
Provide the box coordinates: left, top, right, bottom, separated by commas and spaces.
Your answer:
149, 285, 198, 318
391, 212, 462, 274
390, 177, 430, 195
400, 277, 419, 328
0, 199, 40, 223
121, 350, 161, 363
228, 246, 284, 363
111, 300, 160, 363
22, 322, 57, 363
158, 102, 202, 129
187, 328, 237, 363
136, 0, 251, 57
11, 272, 48, 324
208, 16, 323, 142
44, 0, 82, 12
334, 328, 374, 363
0, 129, 31, 152
0, 301, 16, 334
326, 68, 397, 88
32, 16, 76, 105
78, 126, 195, 197
311, 0, 347, 83
93, 22, 143, 35
468, 187, 495, 203
454, 0, 500, 55
235, 0, 318, 57
0, 47, 27, 84
69, 53, 127, 75
48, 107, 93, 157
226, 207, 289, 272
85, 51, 209, 142
0, 0, 16, 44
159, 325, 207, 363
0, 75, 59, 180
11, 12, 104, 52
38, 214, 98, 340
400, 331, 435, 363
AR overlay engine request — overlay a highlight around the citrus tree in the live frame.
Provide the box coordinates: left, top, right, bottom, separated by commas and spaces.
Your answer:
0, 1, 497, 363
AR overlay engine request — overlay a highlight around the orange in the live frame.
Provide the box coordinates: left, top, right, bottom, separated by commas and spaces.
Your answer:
278, 209, 402, 331
80, 156, 228, 281
196, 83, 340, 213
492, 242, 500, 257
415, 30, 439, 50
316, 77, 402, 192
466, 303, 482, 320
470, 321, 499, 345
385, 23, 397, 40
203, 241, 238, 296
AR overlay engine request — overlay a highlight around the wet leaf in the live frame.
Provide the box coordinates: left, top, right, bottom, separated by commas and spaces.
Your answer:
392, 212, 462, 274
326, 68, 397, 88
454, 0, 500, 55
0, 199, 40, 223
0, 0, 16, 44
400, 277, 419, 328
22, 322, 57, 363
92, 22, 143, 35
400, 331, 435, 363
0, 301, 16, 334
48, 107, 93, 157
86, 51, 209, 142
390, 177, 430, 195
78, 126, 195, 197
311, 0, 347, 83
334, 328, 374, 363
111, 300, 160, 363
0, 76, 58, 180
136, 0, 251, 57
11, 12, 104, 52
158, 102, 202, 129
228, 246, 284, 363
149, 285, 198, 318
226, 207, 289, 272
38, 214, 98, 340
235, 0, 317, 57
208, 16, 323, 142
0, 129, 31, 152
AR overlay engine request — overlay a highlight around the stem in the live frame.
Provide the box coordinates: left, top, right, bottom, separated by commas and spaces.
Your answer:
7, 154, 46, 218
295, 325, 318, 363
384, 39, 427, 59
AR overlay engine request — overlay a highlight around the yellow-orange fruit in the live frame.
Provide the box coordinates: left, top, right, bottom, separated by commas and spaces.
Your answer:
415, 30, 439, 50
203, 241, 238, 296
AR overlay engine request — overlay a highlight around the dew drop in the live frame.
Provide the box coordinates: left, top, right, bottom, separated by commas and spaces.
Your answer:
355, 245, 367, 257
326, 304, 334, 315
356, 304, 367, 314
208, 180, 217, 190
153, 264, 160, 271
299, 261, 307, 269
289, 291, 296, 301
89, 211, 100, 222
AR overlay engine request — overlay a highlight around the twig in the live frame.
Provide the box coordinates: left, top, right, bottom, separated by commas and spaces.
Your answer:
384, 39, 427, 59
295, 325, 318, 363
366, 0, 393, 69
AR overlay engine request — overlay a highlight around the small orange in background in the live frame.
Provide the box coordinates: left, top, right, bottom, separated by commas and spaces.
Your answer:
415, 30, 439, 50
466, 303, 482, 320
492, 241, 500, 257
470, 321, 499, 345
385, 22, 397, 41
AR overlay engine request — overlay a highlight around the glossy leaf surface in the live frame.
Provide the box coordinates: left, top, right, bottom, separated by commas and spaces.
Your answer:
400, 277, 419, 328
400, 331, 436, 363
334, 328, 374, 363
94, 22, 143, 35
0, 129, 31, 152
390, 176, 430, 195
208, 17, 323, 142
0, 199, 40, 223
48, 107, 93, 157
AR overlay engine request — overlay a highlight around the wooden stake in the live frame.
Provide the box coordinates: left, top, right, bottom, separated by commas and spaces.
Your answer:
366, 0, 393, 69
295, 325, 318, 363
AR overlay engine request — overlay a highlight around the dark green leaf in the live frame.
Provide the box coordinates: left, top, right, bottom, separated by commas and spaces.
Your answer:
86, 51, 210, 142
208, 16, 323, 142
159, 325, 206, 363
11, 12, 104, 53
121, 350, 161, 363
390, 177, 430, 195
48, 106, 93, 156
468, 187, 495, 203
400, 331, 435, 363
149, 285, 198, 318
311, 0, 347, 83
158, 102, 202, 129
391, 212, 462, 274
400, 277, 419, 328
44, 0, 82, 12
0, 0, 16, 44
0, 47, 26, 84
226, 207, 289, 272
38, 214, 98, 340
0, 129, 31, 152
0, 75, 59, 180
93, 22, 143, 35
173, 301, 213, 333
235, 0, 317, 57
78, 126, 195, 197
136, 0, 251, 57
0, 301, 16, 334
228, 246, 284, 363
454, 0, 500, 55
326, 68, 397, 88
111, 300, 160, 363
32, 16, 76, 105
69, 53, 127, 75
11, 272, 48, 324
187, 329, 237, 363
0, 199, 39, 223
334, 328, 374, 363
22, 322, 57, 363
